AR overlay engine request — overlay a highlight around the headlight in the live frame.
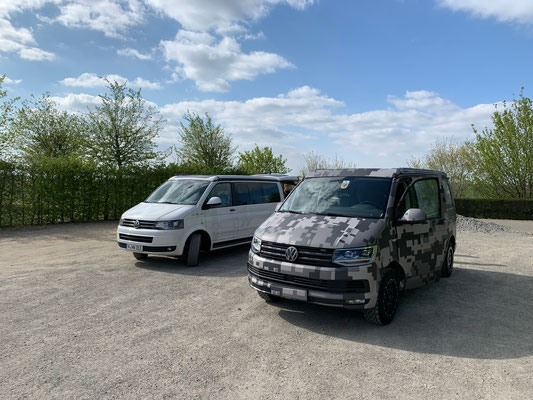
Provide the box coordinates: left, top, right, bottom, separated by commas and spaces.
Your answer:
332, 245, 377, 266
251, 236, 262, 253
154, 220, 184, 230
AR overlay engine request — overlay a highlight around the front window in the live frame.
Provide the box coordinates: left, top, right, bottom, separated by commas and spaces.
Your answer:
145, 179, 210, 205
280, 177, 392, 218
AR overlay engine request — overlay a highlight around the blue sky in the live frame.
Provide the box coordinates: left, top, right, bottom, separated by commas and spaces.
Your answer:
2, 0, 533, 172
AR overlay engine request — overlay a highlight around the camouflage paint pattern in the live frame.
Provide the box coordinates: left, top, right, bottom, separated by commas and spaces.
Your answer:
248, 168, 456, 310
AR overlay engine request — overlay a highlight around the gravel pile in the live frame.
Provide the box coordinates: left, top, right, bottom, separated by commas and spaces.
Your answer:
456, 214, 509, 233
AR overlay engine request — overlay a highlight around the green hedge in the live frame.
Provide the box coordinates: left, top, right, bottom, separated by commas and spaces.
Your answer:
455, 198, 533, 220
0, 159, 181, 227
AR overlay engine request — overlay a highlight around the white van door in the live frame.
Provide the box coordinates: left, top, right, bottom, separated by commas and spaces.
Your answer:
232, 181, 281, 239
204, 183, 236, 242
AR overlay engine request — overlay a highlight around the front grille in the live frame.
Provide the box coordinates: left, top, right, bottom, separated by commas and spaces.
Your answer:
121, 219, 156, 229
248, 264, 369, 293
118, 233, 153, 243
259, 241, 335, 266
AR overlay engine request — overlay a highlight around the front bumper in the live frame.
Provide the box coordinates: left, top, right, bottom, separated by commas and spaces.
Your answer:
116, 225, 186, 255
248, 251, 378, 309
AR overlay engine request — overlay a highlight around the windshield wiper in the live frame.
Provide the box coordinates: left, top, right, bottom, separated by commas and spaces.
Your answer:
279, 210, 305, 214
314, 212, 349, 217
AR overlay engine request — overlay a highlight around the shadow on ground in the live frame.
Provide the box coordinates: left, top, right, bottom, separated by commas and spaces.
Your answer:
273, 265, 533, 360
133, 245, 250, 278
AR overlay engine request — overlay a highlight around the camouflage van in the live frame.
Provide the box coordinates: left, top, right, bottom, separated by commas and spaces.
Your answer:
247, 168, 456, 325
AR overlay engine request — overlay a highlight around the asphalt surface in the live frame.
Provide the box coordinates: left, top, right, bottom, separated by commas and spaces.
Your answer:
1, 221, 532, 399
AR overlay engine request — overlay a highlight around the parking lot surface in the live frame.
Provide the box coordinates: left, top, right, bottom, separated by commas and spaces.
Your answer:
1, 222, 532, 399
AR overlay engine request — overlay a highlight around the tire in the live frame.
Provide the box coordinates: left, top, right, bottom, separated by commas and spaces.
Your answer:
257, 291, 281, 302
364, 268, 400, 326
185, 233, 201, 266
133, 252, 147, 260
441, 243, 454, 278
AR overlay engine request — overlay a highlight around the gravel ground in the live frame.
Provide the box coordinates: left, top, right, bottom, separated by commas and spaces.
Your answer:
1, 221, 532, 399
456, 215, 510, 233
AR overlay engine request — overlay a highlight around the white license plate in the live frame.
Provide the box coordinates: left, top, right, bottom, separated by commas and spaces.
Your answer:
271, 286, 308, 301
126, 243, 143, 251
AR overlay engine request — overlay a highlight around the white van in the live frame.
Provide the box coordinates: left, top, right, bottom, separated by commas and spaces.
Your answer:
117, 174, 298, 266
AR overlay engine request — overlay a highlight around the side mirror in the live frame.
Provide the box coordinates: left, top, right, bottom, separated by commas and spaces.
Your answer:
275, 203, 282, 212
399, 208, 427, 223
205, 196, 222, 208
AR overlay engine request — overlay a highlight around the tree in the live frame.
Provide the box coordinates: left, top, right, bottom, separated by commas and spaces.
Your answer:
14, 94, 85, 160
86, 79, 163, 168
0, 75, 19, 160
176, 111, 235, 173
407, 138, 475, 198
471, 88, 533, 199
237, 145, 289, 174
299, 151, 356, 177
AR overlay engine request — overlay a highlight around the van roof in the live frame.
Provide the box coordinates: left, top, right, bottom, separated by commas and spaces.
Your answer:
171, 174, 299, 182
306, 168, 447, 179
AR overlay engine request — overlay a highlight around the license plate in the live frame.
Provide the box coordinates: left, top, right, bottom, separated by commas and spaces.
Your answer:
271, 286, 308, 301
126, 243, 143, 251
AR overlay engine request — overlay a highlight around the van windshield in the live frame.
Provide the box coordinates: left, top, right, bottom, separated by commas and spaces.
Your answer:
280, 177, 392, 218
145, 179, 210, 205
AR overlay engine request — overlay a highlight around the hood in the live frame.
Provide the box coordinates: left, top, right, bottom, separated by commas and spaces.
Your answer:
122, 202, 196, 221
254, 212, 386, 249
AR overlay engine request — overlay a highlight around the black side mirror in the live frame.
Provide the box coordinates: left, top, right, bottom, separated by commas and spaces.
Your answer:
399, 208, 427, 224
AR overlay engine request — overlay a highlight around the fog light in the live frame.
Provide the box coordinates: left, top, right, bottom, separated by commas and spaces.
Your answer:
345, 299, 365, 305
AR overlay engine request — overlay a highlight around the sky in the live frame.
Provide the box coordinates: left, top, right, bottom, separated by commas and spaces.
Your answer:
2, 0, 533, 172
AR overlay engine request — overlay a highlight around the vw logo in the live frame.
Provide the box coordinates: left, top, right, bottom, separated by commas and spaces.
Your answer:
133, 220, 140, 229
285, 246, 298, 262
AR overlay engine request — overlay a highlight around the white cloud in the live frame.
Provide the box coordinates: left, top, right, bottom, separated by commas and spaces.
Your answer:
161, 30, 293, 92
19, 46, 56, 61
159, 87, 496, 169
49, 92, 101, 113
54, 0, 145, 38
146, 0, 314, 33
2, 77, 22, 84
117, 47, 152, 60
60, 72, 161, 89
439, 0, 533, 24
0, 1, 145, 62
0, 1, 56, 61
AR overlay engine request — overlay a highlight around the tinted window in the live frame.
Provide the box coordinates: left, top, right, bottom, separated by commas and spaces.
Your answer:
234, 182, 250, 205
443, 179, 454, 208
145, 179, 210, 205
414, 179, 441, 219
207, 183, 232, 207
234, 182, 281, 205
280, 177, 392, 218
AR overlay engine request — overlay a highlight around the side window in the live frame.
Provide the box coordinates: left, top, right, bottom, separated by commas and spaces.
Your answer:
396, 185, 419, 219
414, 179, 441, 219
237, 182, 282, 205
207, 183, 232, 207
260, 182, 281, 203
234, 182, 250, 205
443, 179, 454, 208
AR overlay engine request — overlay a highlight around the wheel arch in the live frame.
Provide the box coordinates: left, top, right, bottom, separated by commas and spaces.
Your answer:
449, 235, 456, 251
185, 230, 212, 252
384, 261, 407, 283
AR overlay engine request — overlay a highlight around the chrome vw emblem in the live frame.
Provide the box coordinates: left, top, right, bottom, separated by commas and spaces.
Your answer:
133, 220, 140, 229
285, 246, 298, 262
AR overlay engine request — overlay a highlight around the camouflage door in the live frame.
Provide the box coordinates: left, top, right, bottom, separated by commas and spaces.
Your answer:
395, 177, 444, 288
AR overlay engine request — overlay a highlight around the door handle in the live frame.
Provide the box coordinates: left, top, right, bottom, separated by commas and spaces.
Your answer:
229, 208, 236, 212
